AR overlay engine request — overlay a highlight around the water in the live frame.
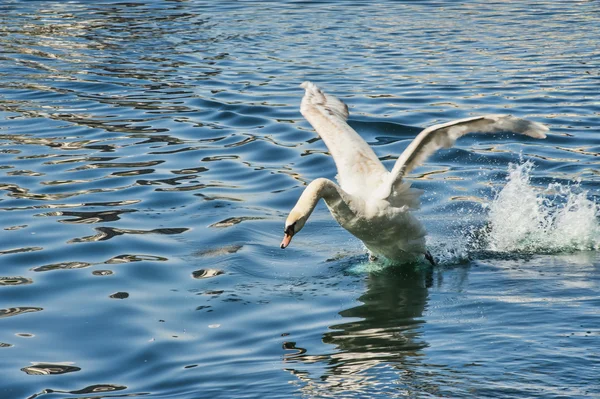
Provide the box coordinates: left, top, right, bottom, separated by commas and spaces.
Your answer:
1, 1, 599, 398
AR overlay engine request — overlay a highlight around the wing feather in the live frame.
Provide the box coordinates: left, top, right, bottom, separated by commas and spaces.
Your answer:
377, 114, 548, 203
299, 82, 388, 197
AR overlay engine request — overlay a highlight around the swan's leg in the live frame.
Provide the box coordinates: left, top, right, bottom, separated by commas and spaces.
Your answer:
424, 251, 436, 266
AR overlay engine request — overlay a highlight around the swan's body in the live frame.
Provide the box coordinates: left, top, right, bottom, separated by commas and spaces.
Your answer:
281, 82, 548, 263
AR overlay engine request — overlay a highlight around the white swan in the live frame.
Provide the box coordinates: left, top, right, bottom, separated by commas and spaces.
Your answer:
281, 82, 548, 264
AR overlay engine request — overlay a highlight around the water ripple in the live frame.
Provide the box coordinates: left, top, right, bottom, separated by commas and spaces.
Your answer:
36, 209, 136, 224
192, 269, 224, 279
209, 216, 265, 228
0, 276, 33, 286
69, 227, 188, 243
31, 262, 91, 273
1, 1, 599, 398
21, 363, 81, 376
0, 247, 43, 255
104, 254, 168, 264
0, 307, 43, 319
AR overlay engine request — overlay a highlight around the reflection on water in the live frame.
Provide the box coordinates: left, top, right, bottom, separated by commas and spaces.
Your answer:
285, 268, 434, 397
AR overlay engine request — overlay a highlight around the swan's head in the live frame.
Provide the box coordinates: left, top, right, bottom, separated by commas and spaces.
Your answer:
280, 210, 307, 249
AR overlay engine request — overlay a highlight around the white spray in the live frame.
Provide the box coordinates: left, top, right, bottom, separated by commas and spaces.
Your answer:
484, 161, 600, 253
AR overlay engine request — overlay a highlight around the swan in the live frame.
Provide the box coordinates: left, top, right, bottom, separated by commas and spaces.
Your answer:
280, 82, 548, 264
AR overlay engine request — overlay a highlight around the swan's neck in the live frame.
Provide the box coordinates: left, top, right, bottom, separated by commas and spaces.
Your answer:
292, 178, 357, 223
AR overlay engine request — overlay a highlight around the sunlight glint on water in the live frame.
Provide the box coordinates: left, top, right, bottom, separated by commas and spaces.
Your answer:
1, 1, 599, 398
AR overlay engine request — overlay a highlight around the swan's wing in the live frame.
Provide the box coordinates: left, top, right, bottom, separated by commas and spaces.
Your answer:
300, 82, 388, 196
377, 115, 548, 204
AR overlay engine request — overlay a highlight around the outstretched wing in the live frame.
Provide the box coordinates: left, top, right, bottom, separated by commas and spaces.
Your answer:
377, 115, 548, 204
300, 82, 388, 197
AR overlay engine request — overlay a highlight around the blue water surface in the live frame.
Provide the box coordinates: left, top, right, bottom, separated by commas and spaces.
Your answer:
1, 1, 599, 398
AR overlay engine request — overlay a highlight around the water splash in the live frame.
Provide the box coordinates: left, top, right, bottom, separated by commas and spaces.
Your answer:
341, 161, 598, 272
483, 161, 600, 254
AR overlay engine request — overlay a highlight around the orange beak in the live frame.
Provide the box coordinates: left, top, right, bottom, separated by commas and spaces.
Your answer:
280, 233, 293, 249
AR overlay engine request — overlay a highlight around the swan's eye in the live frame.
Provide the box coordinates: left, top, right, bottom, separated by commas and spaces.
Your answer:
285, 222, 296, 235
